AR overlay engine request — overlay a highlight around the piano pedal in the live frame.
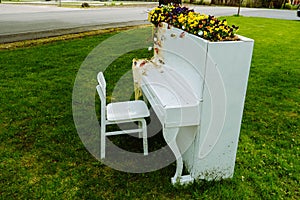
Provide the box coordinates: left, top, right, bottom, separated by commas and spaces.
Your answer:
171, 175, 194, 185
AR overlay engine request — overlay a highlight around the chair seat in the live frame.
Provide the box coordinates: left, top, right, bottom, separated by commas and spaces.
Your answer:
107, 100, 150, 121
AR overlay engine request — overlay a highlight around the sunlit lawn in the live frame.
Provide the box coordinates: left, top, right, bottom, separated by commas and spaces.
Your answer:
0, 17, 299, 199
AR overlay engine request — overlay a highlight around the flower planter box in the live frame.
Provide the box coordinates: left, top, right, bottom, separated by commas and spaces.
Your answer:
154, 23, 254, 181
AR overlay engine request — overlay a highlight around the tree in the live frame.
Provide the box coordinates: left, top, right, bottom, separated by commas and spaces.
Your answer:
271, 0, 285, 8
237, 0, 243, 16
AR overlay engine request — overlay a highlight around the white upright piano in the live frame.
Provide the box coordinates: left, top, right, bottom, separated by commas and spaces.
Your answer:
133, 23, 254, 184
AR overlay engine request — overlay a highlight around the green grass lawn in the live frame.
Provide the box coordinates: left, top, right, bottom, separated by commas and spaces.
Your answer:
0, 17, 299, 199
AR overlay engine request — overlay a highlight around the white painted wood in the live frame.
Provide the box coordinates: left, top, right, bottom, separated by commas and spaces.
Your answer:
96, 72, 150, 159
190, 35, 254, 180
133, 23, 254, 184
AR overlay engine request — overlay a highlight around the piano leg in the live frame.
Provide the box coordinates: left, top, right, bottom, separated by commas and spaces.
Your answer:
163, 127, 194, 185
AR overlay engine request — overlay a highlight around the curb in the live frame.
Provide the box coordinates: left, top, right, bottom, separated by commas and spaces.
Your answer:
0, 20, 150, 44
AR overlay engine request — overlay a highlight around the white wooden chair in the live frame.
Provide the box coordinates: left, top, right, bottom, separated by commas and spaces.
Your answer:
96, 72, 150, 159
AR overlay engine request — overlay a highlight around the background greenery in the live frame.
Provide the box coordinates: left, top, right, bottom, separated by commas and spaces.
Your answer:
0, 17, 299, 199
1, 0, 298, 9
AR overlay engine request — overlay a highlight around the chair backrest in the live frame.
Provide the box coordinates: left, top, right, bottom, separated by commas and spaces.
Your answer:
97, 72, 106, 93
96, 72, 107, 133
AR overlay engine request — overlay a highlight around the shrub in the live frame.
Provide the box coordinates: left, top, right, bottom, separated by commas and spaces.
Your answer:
81, 2, 90, 7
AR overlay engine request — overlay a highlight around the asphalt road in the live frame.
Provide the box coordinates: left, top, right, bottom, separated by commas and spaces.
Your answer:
0, 3, 299, 43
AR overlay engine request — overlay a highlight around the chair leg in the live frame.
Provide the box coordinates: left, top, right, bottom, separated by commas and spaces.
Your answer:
101, 130, 106, 159
141, 119, 148, 156
138, 121, 142, 138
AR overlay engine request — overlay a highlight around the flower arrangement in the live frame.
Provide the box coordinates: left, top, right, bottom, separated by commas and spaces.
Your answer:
148, 5, 239, 42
